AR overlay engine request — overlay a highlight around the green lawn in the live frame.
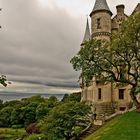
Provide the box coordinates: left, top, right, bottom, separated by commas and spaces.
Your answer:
0, 128, 25, 140
85, 111, 140, 140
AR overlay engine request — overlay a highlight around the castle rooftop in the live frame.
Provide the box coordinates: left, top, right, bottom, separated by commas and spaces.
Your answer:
90, 0, 112, 16
81, 18, 91, 45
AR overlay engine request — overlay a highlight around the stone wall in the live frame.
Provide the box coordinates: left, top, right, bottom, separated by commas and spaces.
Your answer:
91, 11, 111, 41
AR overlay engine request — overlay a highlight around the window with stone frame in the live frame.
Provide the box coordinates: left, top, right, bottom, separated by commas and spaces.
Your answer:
97, 18, 101, 29
119, 89, 125, 100
98, 88, 102, 100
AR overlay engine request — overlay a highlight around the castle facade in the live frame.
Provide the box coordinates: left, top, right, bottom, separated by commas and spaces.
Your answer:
81, 0, 140, 117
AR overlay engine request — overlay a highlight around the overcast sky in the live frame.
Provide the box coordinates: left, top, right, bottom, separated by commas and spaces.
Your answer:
0, 0, 140, 94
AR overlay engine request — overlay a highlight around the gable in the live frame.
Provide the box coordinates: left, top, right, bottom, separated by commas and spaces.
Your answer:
131, 3, 140, 15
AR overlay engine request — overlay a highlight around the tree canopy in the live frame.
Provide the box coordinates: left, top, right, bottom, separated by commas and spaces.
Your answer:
71, 13, 140, 110
61, 92, 81, 102
41, 101, 91, 140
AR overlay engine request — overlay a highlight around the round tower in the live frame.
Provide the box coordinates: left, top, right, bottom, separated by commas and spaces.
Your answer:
90, 0, 112, 41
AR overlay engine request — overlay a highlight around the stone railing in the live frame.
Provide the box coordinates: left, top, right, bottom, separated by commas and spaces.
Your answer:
105, 106, 136, 121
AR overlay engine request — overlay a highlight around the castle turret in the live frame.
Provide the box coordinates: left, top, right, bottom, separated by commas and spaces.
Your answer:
81, 18, 91, 46
90, 0, 112, 41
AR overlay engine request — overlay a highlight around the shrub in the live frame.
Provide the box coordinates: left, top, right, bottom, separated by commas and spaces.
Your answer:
25, 123, 40, 134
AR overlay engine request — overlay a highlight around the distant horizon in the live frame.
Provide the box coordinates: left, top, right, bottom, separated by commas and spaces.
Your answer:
0, 91, 68, 102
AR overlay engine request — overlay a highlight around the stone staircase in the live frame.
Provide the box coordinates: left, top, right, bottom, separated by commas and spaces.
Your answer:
78, 124, 101, 140
96, 102, 115, 118
76, 106, 136, 140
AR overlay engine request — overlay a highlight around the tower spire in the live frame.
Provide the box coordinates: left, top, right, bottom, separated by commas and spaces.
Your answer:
90, 0, 112, 16
81, 18, 91, 45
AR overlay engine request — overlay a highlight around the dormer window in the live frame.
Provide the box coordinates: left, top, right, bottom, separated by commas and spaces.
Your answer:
97, 18, 101, 29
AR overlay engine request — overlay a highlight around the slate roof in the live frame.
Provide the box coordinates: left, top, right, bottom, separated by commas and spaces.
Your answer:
82, 18, 91, 45
131, 3, 140, 15
90, 0, 112, 16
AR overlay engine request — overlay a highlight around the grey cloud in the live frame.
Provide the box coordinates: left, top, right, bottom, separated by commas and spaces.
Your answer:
0, 0, 83, 88
0, 0, 139, 90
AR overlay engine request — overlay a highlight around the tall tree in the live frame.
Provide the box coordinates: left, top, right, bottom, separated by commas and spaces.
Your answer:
71, 13, 140, 112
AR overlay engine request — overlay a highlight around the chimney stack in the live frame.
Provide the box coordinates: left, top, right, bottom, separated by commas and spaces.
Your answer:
116, 4, 125, 14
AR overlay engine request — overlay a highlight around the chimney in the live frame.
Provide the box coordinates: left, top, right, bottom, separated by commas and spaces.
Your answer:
116, 4, 125, 14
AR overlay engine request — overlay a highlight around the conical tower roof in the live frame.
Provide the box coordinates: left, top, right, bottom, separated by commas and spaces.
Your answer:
81, 18, 91, 45
90, 0, 112, 16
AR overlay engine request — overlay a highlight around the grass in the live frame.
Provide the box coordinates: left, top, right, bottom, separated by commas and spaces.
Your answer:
85, 111, 140, 140
0, 128, 25, 140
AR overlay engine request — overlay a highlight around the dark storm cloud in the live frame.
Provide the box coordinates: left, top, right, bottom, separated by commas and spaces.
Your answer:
0, 0, 84, 87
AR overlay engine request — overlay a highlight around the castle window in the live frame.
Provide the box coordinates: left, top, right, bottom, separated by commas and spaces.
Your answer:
97, 18, 101, 29
98, 88, 102, 100
119, 89, 125, 100
120, 107, 126, 111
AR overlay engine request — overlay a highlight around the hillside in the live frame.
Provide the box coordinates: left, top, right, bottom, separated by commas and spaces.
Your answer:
85, 111, 140, 140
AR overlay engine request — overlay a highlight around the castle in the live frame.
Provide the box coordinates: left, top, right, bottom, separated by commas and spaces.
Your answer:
81, 0, 140, 117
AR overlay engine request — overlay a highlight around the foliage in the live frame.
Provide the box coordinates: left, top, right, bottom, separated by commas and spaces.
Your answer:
4, 100, 23, 108
21, 95, 45, 105
11, 108, 24, 125
62, 92, 81, 102
71, 13, 140, 108
36, 103, 49, 120
45, 96, 59, 108
41, 101, 91, 140
0, 94, 89, 139
0, 95, 60, 127
23, 104, 37, 126
71, 39, 102, 85
0, 107, 14, 127
0, 100, 3, 110
0, 75, 7, 87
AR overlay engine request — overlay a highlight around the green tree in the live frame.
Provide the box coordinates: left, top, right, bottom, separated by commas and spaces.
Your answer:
71, 13, 140, 111
0, 100, 3, 110
4, 100, 22, 108
61, 92, 81, 102
21, 95, 45, 105
41, 101, 91, 140
45, 96, 59, 108
0, 106, 14, 127
11, 108, 24, 125
23, 103, 39, 126
36, 103, 49, 120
